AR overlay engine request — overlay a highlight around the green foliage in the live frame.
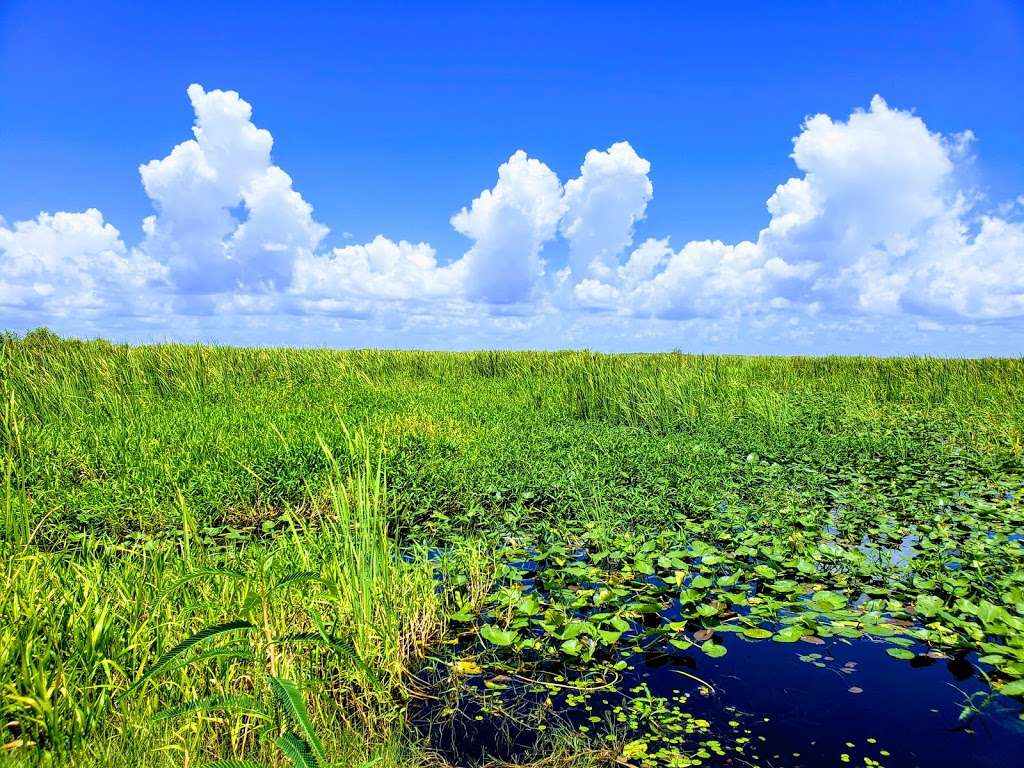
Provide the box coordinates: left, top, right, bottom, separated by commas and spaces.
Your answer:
1, 334, 1022, 766
1, 337, 1021, 540
129, 620, 257, 692
0, 410, 443, 766
268, 677, 327, 765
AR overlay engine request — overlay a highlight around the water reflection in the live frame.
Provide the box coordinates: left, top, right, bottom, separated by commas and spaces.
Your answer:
415, 632, 1024, 767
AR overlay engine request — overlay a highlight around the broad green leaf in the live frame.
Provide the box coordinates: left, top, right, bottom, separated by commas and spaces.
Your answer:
768, 579, 798, 593
886, 648, 915, 660
999, 679, 1024, 697
480, 624, 518, 647
773, 626, 805, 643
916, 594, 944, 617
560, 637, 582, 656
598, 629, 623, 644
701, 640, 727, 658
754, 565, 777, 580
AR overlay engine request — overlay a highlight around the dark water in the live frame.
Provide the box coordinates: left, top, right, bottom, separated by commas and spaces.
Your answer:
414, 632, 1024, 767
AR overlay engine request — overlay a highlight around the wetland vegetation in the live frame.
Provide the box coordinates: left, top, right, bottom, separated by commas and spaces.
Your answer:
1, 329, 1023, 767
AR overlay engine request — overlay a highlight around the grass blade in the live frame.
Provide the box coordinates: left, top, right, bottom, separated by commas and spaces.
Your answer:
328, 635, 382, 691
156, 568, 250, 608
154, 693, 266, 721
157, 645, 256, 677
269, 571, 321, 594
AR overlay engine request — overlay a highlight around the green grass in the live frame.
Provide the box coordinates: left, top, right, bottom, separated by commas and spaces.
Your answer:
1, 328, 1022, 766
0, 412, 447, 767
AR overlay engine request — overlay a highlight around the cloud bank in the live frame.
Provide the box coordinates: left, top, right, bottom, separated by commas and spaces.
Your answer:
1, 86, 1022, 352
574, 96, 1023, 325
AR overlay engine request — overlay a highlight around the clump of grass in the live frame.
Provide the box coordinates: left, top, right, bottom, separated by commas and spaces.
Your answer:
0, 424, 443, 767
1, 389, 31, 547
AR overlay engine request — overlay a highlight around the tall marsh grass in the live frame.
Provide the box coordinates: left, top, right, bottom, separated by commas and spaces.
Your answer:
557, 351, 1024, 459
0, 414, 443, 767
2, 331, 1021, 538
1, 330, 1022, 765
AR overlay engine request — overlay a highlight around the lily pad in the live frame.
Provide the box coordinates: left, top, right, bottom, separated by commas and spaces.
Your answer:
886, 648, 915, 661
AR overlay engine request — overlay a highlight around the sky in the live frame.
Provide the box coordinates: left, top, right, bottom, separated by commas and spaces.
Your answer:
1, 1, 1023, 355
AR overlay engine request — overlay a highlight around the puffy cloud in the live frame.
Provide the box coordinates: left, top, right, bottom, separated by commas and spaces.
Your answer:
785, 98, 1024, 320
633, 241, 812, 319
293, 151, 568, 312
617, 237, 674, 292
905, 214, 1024, 319
3, 85, 1023, 351
0, 209, 163, 315
574, 237, 671, 310
576, 237, 811, 318
293, 235, 465, 304
575, 95, 1024, 322
561, 141, 653, 281
139, 84, 327, 293
778, 95, 955, 252
450, 150, 563, 304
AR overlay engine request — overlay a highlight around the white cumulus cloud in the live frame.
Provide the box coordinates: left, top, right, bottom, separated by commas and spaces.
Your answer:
904, 213, 1024, 319
2, 86, 1022, 352
0, 209, 164, 315
139, 84, 327, 294
293, 235, 465, 305
450, 150, 563, 304
574, 95, 1024, 322
561, 141, 653, 282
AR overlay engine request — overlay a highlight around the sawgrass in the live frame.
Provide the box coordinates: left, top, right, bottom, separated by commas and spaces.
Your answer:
1, 329, 1021, 766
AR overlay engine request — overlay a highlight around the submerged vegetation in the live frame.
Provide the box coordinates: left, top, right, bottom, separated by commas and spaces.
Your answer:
1, 329, 1023, 767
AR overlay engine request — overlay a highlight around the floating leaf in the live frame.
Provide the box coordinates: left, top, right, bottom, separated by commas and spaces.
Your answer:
915, 595, 944, 617
886, 648, 915, 660
560, 637, 582, 656
773, 626, 804, 643
999, 679, 1024, 697
452, 659, 482, 675
480, 624, 518, 647
701, 640, 727, 658
769, 579, 799, 593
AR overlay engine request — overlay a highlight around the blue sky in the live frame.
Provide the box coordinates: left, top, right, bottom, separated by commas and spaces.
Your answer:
1, 1, 1023, 354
